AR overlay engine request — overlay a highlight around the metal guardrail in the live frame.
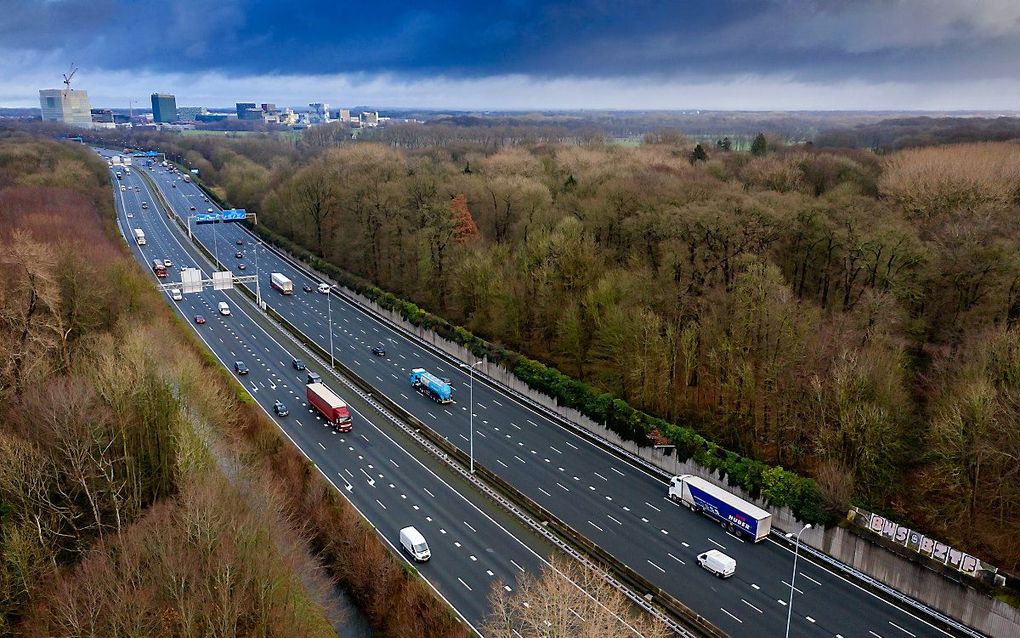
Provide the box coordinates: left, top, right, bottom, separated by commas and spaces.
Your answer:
773, 535, 986, 638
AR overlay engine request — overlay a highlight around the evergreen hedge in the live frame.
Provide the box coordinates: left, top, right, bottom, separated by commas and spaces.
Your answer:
246, 222, 831, 525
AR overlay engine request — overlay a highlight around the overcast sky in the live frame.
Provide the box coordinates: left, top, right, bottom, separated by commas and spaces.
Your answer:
3, 0, 1020, 110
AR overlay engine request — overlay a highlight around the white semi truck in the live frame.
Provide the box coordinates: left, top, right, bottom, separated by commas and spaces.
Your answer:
270, 272, 293, 295
669, 474, 772, 542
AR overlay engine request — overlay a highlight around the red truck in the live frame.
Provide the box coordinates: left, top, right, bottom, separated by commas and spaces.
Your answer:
306, 383, 353, 432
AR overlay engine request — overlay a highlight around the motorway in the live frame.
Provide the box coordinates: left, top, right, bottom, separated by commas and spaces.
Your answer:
118, 153, 960, 638
105, 159, 560, 630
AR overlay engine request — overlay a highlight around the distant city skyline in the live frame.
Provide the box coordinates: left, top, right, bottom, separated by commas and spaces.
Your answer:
5, 1, 1020, 110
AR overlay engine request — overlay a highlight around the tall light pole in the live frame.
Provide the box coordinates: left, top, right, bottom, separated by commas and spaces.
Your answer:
253, 238, 262, 307
459, 360, 484, 473
211, 221, 220, 269
326, 285, 335, 369
785, 523, 812, 638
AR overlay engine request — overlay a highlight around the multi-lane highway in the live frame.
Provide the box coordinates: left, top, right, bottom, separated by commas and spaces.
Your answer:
115, 152, 965, 638
105, 158, 560, 630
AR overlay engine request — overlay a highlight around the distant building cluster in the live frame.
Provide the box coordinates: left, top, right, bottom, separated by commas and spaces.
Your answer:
37, 84, 398, 132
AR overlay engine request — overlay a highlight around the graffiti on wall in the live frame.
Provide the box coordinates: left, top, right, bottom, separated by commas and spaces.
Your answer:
847, 507, 1004, 586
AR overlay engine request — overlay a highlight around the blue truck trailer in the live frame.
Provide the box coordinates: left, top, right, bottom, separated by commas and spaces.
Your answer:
409, 368, 453, 403
669, 474, 772, 542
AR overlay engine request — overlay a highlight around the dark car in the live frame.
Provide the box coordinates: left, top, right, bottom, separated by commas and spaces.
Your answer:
237, 263, 247, 271
236, 239, 244, 246
291, 358, 305, 371
306, 371, 322, 385
189, 205, 196, 211
234, 251, 244, 259
193, 314, 206, 324
302, 284, 314, 293
273, 400, 289, 417
171, 183, 176, 188
371, 344, 386, 357
234, 361, 249, 375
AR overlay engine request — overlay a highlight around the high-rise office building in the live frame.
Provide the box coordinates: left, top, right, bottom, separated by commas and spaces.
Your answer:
39, 89, 93, 127
151, 93, 178, 123
338, 108, 351, 122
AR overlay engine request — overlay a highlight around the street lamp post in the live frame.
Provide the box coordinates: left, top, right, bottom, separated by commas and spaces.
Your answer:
459, 360, 484, 473
326, 285, 335, 369
253, 239, 262, 307
785, 524, 812, 638
211, 222, 220, 269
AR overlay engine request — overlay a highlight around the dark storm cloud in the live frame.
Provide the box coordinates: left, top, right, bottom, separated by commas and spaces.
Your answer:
4, 0, 1020, 83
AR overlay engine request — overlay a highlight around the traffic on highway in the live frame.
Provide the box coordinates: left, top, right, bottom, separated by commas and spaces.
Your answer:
108, 150, 962, 638
106, 154, 555, 631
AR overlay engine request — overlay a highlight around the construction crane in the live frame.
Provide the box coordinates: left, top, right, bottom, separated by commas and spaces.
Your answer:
62, 64, 79, 90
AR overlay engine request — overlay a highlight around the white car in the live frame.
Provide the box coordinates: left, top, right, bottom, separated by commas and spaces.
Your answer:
127, 212, 133, 218
163, 259, 173, 268
317, 283, 331, 294
170, 289, 183, 301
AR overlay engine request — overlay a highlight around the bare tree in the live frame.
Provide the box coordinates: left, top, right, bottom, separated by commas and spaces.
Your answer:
483, 556, 670, 638
0, 229, 61, 395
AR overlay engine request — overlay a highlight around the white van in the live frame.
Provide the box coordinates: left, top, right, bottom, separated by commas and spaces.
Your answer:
399, 526, 430, 562
697, 549, 736, 578
217, 302, 231, 316
170, 289, 183, 301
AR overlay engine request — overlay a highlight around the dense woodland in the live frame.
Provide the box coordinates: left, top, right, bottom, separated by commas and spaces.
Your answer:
816, 116, 1020, 150
80, 124, 1020, 573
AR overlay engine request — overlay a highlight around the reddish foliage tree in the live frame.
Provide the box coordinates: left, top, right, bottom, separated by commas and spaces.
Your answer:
450, 194, 480, 244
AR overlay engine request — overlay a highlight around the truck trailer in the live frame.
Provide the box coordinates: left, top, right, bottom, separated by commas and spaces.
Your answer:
133, 228, 146, 245
270, 272, 293, 295
306, 383, 353, 432
668, 474, 772, 542
409, 368, 453, 403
